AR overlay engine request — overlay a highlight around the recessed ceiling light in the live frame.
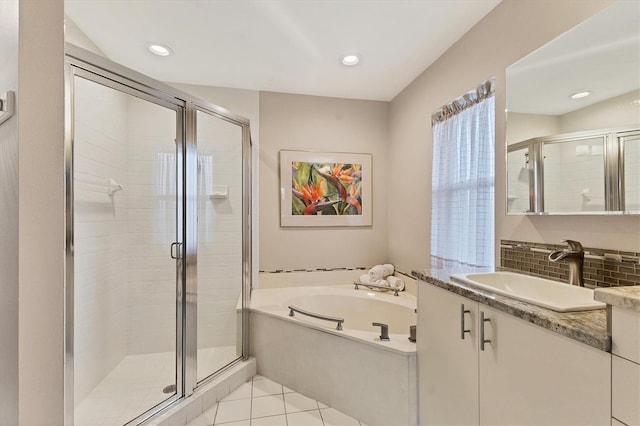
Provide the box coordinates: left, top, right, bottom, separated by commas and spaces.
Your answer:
570, 91, 591, 99
342, 55, 360, 66
632, 99, 640, 106
147, 43, 173, 57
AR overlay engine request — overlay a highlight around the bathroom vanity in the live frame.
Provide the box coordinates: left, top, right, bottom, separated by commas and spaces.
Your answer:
413, 269, 611, 425
595, 286, 640, 426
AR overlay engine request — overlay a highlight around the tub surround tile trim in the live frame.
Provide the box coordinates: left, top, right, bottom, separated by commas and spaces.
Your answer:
411, 268, 610, 352
595, 286, 640, 312
259, 266, 368, 273
501, 240, 640, 288
258, 267, 414, 282
259, 266, 415, 276
258, 267, 416, 295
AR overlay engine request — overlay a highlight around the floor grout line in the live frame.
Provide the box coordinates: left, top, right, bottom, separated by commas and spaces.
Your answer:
212, 403, 219, 426
212, 398, 219, 426
283, 386, 289, 426
201, 376, 362, 426
318, 405, 326, 426
249, 376, 255, 424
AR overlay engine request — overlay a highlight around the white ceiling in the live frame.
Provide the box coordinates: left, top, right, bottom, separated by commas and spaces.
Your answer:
64, 0, 501, 102
506, 0, 640, 116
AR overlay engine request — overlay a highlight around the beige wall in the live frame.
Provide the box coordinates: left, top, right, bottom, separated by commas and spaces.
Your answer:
506, 112, 560, 144
0, 0, 19, 424
388, 0, 640, 272
259, 91, 389, 272
64, 15, 103, 56
507, 90, 640, 145
17, 0, 65, 424
559, 89, 640, 133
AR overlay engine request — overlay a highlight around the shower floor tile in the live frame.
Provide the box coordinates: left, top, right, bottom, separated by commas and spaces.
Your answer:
188, 376, 365, 426
74, 346, 236, 426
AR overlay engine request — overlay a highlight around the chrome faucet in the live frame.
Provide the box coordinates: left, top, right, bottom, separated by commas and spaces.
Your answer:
372, 322, 390, 341
548, 239, 585, 287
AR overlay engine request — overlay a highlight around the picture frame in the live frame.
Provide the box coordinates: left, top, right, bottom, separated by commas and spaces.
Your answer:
279, 150, 373, 227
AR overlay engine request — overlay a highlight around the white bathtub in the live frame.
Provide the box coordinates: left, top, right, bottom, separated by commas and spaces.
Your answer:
250, 285, 417, 425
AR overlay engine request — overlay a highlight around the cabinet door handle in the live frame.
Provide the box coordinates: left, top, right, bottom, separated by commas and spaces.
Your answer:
460, 304, 471, 339
480, 311, 491, 351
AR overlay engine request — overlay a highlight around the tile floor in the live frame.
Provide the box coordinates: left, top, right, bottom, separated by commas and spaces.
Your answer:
188, 375, 367, 426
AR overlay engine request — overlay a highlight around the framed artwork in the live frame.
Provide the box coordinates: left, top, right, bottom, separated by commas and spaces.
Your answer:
279, 150, 372, 227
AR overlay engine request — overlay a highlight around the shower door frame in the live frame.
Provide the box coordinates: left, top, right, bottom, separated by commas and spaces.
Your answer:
185, 102, 253, 389
64, 44, 252, 425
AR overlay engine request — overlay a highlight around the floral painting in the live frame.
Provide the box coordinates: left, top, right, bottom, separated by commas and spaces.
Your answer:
291, 162, 362, 216
280, 151, 372, 227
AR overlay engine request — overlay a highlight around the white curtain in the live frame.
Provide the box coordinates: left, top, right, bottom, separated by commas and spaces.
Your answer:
155, 152, 214, 240
156, 152, 177, 243
198, 154, 214, 239
431, 93, 495, 267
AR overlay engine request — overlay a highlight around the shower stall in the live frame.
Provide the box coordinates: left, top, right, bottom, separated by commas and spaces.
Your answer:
64, 45, 251, 426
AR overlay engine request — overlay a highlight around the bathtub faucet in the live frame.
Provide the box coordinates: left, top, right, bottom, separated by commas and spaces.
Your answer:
372, 322, 390, 341
548, 239, 585, 287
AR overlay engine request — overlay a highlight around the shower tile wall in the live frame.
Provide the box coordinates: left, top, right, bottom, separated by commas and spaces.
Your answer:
73, 78, 129, 403
625, 139, 640, 211
74, 83, 245, 410
196, 112, 244, 378
506, 149, 530, 213
544, 138, 605, 212
125, 97, 177, 355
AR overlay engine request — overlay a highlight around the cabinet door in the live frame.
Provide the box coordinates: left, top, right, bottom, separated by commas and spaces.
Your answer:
418, 284, 479, 425
478, 306, 611, 425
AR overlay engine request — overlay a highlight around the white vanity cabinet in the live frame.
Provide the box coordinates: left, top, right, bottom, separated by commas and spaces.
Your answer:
610, 306, 640, 425
418, 282, 611, 425
418, 283, 479, 424
478, 305, 610, 425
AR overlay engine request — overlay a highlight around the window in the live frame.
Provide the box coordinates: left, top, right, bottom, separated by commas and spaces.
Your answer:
430, 80, 495, 267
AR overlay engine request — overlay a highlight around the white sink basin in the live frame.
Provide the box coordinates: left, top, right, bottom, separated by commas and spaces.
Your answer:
450, 271, 605, 312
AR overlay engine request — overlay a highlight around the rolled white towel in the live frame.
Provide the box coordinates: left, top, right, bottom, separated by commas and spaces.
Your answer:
369, 264, 393, 281
382, 264, 395, 276
387, 276, 405, 292
359, 273, 371, 283
371, 278, 389, 292
368, 265, 386, 281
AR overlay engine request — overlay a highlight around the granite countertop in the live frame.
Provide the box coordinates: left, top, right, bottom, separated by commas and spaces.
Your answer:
594, 286, 640, 312
412, 268, 610, 352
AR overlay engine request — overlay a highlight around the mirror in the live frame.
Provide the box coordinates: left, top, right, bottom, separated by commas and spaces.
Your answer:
506, 1, 640, 215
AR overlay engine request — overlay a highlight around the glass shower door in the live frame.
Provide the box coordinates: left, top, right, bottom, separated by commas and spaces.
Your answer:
71, 73, 183, 426
542, 137, 606, 213
195, 108, 245, 382
623, 134, 640, 212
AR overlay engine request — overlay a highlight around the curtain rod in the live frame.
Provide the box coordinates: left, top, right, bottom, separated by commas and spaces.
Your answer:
431, 78, 495, 126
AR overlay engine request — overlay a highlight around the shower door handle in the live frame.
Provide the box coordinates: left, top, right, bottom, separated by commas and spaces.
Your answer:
170, 242, 182, 259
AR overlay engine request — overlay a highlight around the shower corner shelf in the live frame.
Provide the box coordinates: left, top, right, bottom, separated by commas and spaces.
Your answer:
210, 185, 229, 200
75, 176, 124, 196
